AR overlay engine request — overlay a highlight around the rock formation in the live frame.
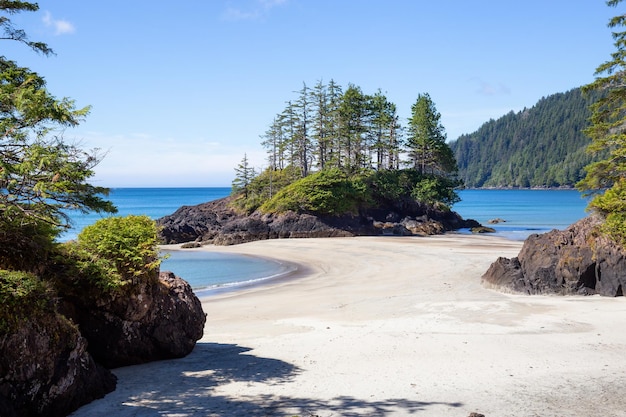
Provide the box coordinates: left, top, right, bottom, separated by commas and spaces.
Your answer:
59, 271, 206, 368
1, 269, 205, 416
482, 215, 626, 296
0, 311, 116, 417
158, 196, 480, 245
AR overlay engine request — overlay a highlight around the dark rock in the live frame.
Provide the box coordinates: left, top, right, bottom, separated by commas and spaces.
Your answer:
482, 215, 626, 296
471, 226, 496, 234
60, 271, 206, 368
157, 196, 481, 245
488, 218, 506, 224
0, 312, 116, 417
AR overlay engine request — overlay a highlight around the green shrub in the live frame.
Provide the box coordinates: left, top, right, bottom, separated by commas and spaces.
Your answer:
590, 179, 626, 247
366, 169, 460, 209
0, 269, 54, 331
411, 175, 461, 208
0, 217, 59, 272
231, 165, 301, 213
260, 168, 368, 215
75, 215, 162, 286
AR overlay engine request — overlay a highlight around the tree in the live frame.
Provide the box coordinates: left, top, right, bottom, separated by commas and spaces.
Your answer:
0, 3, 115, 240
0, 1, 53, 56
406, 93, 456, 175
577, 0, 626, 246
337, 84, 370, 172
231, 153, 256, 198
369, 90, 402, 170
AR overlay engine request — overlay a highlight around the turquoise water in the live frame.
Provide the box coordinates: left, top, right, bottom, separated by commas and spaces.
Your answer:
60, 187, 591, 290
60, 187, 231, 242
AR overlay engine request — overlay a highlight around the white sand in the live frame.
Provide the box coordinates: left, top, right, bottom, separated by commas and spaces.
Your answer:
71, 235, 626, 417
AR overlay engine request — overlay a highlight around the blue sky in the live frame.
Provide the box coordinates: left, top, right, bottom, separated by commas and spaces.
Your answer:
5, 1, 618, 187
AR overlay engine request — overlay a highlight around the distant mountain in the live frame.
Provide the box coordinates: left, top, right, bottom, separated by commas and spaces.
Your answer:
449, 88, 602, 188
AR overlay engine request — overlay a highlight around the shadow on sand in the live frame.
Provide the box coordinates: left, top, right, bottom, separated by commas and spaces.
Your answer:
71, 342, 463, 416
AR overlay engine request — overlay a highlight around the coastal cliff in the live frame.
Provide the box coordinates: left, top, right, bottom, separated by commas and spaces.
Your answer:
482, 215, 626, 296
157, 195, 480, 245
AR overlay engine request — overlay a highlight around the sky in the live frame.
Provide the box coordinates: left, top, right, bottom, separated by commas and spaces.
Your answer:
3, 1, 620, 187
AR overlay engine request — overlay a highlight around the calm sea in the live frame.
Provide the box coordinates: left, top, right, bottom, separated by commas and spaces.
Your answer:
60, 187, 591, 291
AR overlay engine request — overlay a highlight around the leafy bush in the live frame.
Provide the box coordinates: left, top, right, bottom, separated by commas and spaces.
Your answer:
0, 270, 54, 331
260, 168, 368, 215
74, 215, 162, 286
589, 179, 626, 247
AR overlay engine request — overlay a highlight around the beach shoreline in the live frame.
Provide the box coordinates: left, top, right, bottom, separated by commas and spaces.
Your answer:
71, 234, 626, 417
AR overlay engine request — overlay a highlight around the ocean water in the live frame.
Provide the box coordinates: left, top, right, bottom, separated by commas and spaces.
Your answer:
60, 187, 591, 291
452, 189, 591, 240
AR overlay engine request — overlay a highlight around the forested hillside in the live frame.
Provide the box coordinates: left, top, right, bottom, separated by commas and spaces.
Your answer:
449, 88, 602, 188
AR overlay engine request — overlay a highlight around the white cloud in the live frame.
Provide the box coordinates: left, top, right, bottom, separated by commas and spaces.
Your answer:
42, 11, 76, 35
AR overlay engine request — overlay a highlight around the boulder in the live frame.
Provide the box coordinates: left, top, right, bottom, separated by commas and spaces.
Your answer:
61, 271, 206, 368
482, 215, 626, 296
0, 312, 116, 417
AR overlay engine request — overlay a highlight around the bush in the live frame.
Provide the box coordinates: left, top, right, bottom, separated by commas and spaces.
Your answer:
0, 270, 54, 331
74, 215, 162, 286
411, 175, 461, 208
0, 218, 59, 272
366, 169, 460, 209
260, 168, 368, 215
590, 179, 626, 247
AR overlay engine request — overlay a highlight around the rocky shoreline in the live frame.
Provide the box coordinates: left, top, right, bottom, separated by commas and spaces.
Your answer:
482, 214, 626, 296
157, 196, 481, 245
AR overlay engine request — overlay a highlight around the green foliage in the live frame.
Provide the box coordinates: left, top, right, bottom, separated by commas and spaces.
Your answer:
231, 165, 301, 213
0, 1, 54, 56
75, 215, 162, 286
257, 168, 460, 216
260, 168, 368, 215
0, 269, 54, 331
0, 216, 58, 271
586, 179, 626, 247
367, 169, 421, 202
411, 176, 461, 208
406, 93, 456, 175
366, 169, 460, 210
0, 59, 116, 230
231, 153, 256, 198
450, 88, 603, 188
576, 1, 626, 246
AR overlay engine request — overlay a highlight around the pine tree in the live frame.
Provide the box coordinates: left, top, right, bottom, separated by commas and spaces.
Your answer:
232, 154, 256, 198
406, 93, 455, 175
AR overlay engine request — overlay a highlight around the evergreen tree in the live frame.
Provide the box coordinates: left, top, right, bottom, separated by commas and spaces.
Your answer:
0, 2, 115, 234
406, 93, 455, 175
577, 0, 626, 246
232, 154, 256, 198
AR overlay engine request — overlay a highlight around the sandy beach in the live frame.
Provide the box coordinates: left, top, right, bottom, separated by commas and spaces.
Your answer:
71, 234, 626, 417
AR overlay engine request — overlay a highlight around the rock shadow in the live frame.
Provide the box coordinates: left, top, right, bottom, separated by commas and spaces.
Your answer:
70, 342, 462, 416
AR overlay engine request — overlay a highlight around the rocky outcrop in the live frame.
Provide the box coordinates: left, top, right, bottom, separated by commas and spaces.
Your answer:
60, 271, 206, 368
482, 215, 626, 296
158, 196, 480, 245
1, 268, 205, 416
0, 312, 116, 417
